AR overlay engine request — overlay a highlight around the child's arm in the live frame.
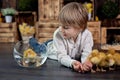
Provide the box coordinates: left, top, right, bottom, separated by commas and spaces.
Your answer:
81, 30, 93, 63
80, 30, 93, 71
53, 28, 75, 68
72, 60, 83, 72
82, 60, 93, 71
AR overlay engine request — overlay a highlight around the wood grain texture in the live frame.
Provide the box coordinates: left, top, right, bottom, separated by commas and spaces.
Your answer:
87, 21, 101, 44
35, 21, 59, 42
0, 22, 17, 42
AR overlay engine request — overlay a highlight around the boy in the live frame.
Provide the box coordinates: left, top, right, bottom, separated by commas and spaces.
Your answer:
51, 2, 93, 72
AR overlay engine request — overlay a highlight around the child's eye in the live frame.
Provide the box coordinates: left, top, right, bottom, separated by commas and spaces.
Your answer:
63, 26, 69, 29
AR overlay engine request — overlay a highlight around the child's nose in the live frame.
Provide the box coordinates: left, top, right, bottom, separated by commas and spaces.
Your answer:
62, 28, 65, 33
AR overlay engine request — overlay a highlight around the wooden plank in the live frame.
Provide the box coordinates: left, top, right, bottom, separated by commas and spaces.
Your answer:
39, 0, 61, 21
38, 33, 53, 38
0, 33, 14, 37
88, 27, 100, 44
101, 27, 107, 44
0, 37, 15, 42
87, 21, 101, 28
87, 21, 101, 44
52, 0, 60, 20
38, 22, 59, 28
39, 0, 50, 21
38, 28, 56, 33
0, 23, 12, 28
101, 44, 120, 50
35, 22, 39, 40
0, 22, 16, 28
0, 28, 14, 32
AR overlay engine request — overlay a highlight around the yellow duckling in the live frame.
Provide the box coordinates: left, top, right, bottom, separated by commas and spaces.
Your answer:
23, 48, 37, 58
19, 23, 35, 36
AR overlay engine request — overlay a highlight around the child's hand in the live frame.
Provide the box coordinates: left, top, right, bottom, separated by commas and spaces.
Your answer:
72, 61, 83, 72
82, 60, 93, 72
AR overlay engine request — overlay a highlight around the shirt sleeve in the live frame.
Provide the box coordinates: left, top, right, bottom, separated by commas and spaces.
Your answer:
81, 30, 94, 63
53, 28, 75, 68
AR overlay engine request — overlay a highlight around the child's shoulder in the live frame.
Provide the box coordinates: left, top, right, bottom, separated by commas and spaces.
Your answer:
53, 27, 62, 38
84, 29, 92, 34
54, 27, 61, 35
82, 29, 93, 37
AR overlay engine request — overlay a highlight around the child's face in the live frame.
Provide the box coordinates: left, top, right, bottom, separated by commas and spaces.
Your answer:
60, 25, 82, 39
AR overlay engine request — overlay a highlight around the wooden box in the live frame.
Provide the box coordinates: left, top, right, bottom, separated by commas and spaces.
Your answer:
0, 22, 17, 42
101, 27, 120, 50
39, 0, 63, 21
35, 21, 59, 42
87, 21, 101, 44
15, 11, 37, 26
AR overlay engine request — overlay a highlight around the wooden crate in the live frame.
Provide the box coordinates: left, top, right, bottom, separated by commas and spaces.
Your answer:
101, 27, 120, 50
87, 21, 101, 44
35, 21, 59, 43
0, 22, 17, 42
39, 0, 63, 21
15, 11, 37, 26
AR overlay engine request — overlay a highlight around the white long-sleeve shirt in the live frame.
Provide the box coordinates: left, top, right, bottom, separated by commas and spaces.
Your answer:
47, 27, 93, 68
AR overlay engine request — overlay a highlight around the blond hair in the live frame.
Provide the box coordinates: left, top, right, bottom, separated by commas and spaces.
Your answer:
59, 2, 88, 29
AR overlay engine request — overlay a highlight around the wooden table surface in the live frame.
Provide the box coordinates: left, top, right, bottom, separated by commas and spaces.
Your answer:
0, 43, 120, 80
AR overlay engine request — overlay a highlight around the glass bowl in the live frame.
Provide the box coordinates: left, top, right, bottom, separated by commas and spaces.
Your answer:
13, 41, 47, 68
